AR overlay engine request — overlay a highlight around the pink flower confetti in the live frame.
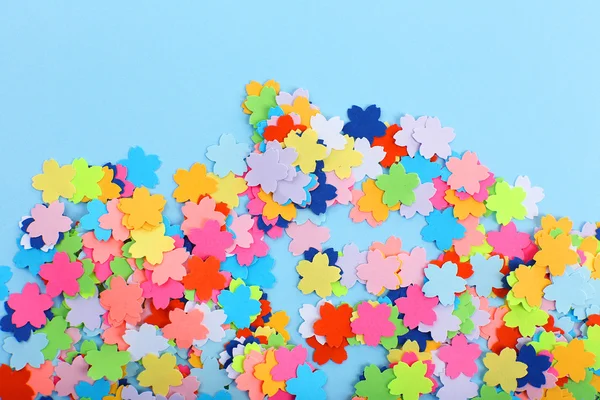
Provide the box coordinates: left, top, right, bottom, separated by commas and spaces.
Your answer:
437, 334, 482, 378
487, 221, 531, 259
286, 221, 330, 256
26, 201, 72, 246
395, 284, 438, 329
356, 250, 401, 295
350, 302, 395, 346
188, 220, 234, 262
7, 283, 53, 328
446, 151, 490, 195
38, 252, 84, 297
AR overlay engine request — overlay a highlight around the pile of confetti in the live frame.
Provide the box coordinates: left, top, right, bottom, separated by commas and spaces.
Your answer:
1, 79, 600, 400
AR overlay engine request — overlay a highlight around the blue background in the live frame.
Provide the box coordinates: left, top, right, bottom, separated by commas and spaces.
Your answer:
1, 1, 599, 398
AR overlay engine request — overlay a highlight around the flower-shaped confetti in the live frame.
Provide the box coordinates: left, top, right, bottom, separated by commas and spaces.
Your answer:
3, 80, 598, 400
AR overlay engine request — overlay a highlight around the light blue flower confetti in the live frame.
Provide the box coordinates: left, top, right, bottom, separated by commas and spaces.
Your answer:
423, 261, 466, 306
421, 209, 465, 251
286, 363, 327, 400
2, 332, 48, 370
119, 146, 161, 188
206, 134, 250, 178
80, 200, 111, 241
190, 357, 232, 396
467, 254, 504, 297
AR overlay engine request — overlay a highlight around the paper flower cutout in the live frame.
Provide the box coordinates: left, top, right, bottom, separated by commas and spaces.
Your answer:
119, 146, 161, 188
482, 348, 527, 392
418, 303, 461, 342
354, 364, 396, 400
337, 243, 367, 289
253, 349, 285, 396
146, 247, 189, 286
515, 344, 551, 388
26, 201, 72, 246
75, 379, 111, 400
189, 220, 233, 262
402, 154, 443, 183
284, 129, 327, 174
400, 182, 436, 218
446, 151, 489, 194
70, 158, 104, 203
138, 353, 183, 395
119, 187, 166, 230
423, 262, 466, 305
7, 283, 52, 328
271, 345, 308, 381
286, 221, 330, 256
438, 334, 481, 378
191, 358, 232, 396
352, 137, 384, 180
311, 113, 346, 150
515, 176, 544, 219
343, 105, 387, 143
263, 114, 305, 142
356, 250, 400, 295
485, 181, 527, 225
313, 302, 354, 347
543, 267, 589, 314
394, 114, 426, 157
373, 124, 409, 167
130, 223, 175, 265
3, 333, 48, 370
181, 197, 226, 235
183, 256, 226, 301
298, 302, 325, 341
437, 374, 479, 400
286, 364, 327, 400
163, 308, 208, 348
281, 95, 319, 125
351, 302, 395, 346
218, 284, 260, 328
80, 200, 111, 241
99, 276, 143, 325
213, 173, 248, 208
534, 232, 578, 276
206, 134, 250, 178
55, 355, 93, 397
375, 162, 420, 207
65, 294, 105, 330
123, 323, 169, 361
97, 199, 129, 241
84, 344, 131, 381
173, 162, 218, 203
412, 116, 455, 159
468, 254, 504, 297
31, 159, 76, 203
37, 316, 72, 360
322, 136, 363, 179
192, 303, 227, 347
472, 385, 512, 400
388, 360, 433, 400
398, 247, 428, 287
39, 251, 83, 297
296, 252, 341, 298
487, 222, 531, 259
511, 265, 550, 308
395, 285, 437, 329
29, 363, 56, 399
421, 209, 466, 251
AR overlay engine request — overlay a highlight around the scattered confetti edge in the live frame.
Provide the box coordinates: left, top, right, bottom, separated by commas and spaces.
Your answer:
3, 79, 600, 400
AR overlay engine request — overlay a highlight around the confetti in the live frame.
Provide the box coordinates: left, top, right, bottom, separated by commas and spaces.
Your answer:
1, 80, 597, 400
